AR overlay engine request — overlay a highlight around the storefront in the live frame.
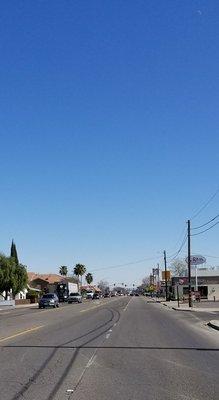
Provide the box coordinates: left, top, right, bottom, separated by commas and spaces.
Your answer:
171, 270, 219, 301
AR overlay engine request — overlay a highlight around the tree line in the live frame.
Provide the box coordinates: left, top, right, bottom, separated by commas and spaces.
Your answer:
59, 264, 94, 286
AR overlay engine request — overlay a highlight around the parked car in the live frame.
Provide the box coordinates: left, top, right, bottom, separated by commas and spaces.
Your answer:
39, 293, 59, 309
93, 292, 100, 300
104, 293, 110, 298
86, 291, 94, 299
68, 292, 82, 303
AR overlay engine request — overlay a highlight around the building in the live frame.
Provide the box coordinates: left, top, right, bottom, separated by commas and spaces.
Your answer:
171, 267, 219, 300
27, 272, 78, 293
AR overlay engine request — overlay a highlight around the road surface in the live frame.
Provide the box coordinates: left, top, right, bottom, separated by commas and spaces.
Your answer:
0, 297, 218, 400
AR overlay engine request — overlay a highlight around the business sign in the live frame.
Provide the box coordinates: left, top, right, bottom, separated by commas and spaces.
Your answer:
162, 270, 171, 280
185, 255, 206, 266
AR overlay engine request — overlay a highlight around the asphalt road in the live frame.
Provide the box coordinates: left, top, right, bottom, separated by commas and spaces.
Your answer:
0, 297, 218, 400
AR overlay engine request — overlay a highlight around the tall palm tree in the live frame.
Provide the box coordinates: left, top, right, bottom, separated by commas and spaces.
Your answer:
73, 263, 86, 286
85, 272, 93, 285
59, 266, 68, 276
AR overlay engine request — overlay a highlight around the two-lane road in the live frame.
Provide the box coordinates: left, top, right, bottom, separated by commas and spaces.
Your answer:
0, 297, 218, 400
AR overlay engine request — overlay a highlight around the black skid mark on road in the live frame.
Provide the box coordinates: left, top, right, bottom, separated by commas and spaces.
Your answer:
9, 307, 121, 400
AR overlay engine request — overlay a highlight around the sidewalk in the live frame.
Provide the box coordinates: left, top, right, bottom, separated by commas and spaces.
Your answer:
0, 302, 38, 311
155, 299, 219, 313
154, 299, 219, 331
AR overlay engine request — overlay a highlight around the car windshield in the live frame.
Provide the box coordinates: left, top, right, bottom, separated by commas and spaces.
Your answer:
70, 293, 80, 296
42, 294, 54, 299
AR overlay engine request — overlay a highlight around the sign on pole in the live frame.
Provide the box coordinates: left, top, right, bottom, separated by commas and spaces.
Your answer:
162, 270, 171, 281
185, 255, 206, 266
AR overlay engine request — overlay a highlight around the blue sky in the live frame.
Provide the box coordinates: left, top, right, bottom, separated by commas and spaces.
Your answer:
0, 1, 219, 286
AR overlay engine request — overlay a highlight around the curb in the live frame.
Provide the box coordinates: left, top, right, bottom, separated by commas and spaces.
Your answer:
207, 321, 219, 331
172, 307, 192, 311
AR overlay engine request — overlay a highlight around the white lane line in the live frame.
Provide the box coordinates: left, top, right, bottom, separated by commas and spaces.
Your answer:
86, 354, 97, 368
106, 333, 111, 339
123, 297, 132, 312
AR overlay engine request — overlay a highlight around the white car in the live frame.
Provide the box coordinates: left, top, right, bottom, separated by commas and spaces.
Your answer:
86, 291, 94, 299
68, 292, 82, 303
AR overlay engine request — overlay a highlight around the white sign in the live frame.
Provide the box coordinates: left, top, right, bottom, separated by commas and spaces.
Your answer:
185, 255, 206, 265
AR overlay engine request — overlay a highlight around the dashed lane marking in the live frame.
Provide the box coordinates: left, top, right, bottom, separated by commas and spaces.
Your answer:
123, 297, 132, 312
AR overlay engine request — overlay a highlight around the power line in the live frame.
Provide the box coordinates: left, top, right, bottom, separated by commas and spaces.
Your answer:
167, 232, 188, 261
90, 255, 163, 272
190, 187, 219, 220
203, 254, 219, 259
191, 221, 219, 237
192, 214, 219, 230
165, 225, 187, 255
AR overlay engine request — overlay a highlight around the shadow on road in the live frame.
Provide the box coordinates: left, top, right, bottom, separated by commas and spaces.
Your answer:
8, 306, 121, 400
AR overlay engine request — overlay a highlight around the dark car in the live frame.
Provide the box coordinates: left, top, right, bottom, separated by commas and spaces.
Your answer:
93, 292, 100, 300
104, 293, 110, 298
39, 293, 59, 309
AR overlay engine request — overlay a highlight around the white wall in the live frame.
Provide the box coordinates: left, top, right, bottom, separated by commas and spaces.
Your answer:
207, 284, 219, 300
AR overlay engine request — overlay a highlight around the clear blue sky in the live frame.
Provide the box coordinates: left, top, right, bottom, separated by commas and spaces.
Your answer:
1, 1, 219, 287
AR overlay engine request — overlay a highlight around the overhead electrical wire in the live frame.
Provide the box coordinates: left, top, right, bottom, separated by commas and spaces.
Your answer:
190, 187, 219, 220
165, 225, 187, 255
192, 214, 219, 230
167, 232, 187, 261
191, 221, 219, 237
90, 254, 163, 272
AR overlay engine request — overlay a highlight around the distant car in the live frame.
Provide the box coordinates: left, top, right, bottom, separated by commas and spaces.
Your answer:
135, 293, 139, 296
93, 292, 100, 300
104, 293, 110, 298
86, 291, 94, 299
68, 292, 82, 303
39, 293, 59, 309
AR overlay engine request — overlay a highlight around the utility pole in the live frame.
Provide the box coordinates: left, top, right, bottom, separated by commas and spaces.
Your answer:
187, 220, 192, 307
163, 250, 168, 301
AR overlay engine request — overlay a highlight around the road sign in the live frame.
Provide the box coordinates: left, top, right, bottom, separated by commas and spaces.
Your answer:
185, 255, 206, 265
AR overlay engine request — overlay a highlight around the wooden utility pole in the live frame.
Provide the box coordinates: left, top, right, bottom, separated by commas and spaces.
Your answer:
163, 250, 168, 301
187, 220, 192, 307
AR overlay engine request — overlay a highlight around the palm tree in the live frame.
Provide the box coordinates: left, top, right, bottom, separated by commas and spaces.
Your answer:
59, 266, 68, 276
85, 272, 93, 285
73, 263, 86, 286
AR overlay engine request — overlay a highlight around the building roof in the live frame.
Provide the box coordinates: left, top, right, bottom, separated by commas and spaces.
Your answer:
27, 272, 75, 285
191, 267, 219, 277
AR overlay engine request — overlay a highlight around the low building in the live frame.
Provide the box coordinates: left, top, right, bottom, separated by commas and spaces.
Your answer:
171, 267, 219, 300
27, 272, 78, 293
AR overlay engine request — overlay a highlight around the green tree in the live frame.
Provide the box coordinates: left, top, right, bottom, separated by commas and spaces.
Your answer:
12, 263, 28, 297
73, 264, 86, 285
59, 266, 68, 276
10, 240, 19, 265
0, 254, 14, 299
0, 254, 28, 299
85, 272, 93, 285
